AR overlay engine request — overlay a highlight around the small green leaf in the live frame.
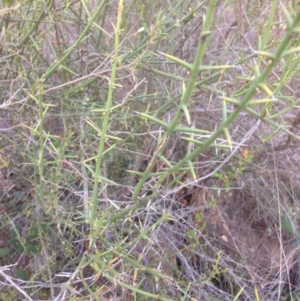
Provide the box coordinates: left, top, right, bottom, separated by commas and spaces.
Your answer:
213, 172, 223, 179
281, 216, 295, 236
15, 269, 30, 281
53, 139, 60, 148
188, 229, 195, 239
25, 241, 38, 254
0, 248, 11, 257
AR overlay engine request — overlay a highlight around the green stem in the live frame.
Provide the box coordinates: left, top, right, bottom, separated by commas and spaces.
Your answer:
132, 0, 219, 202
156, 11, 300, 186
41, 0, 108, 82
89, 0, 124, 246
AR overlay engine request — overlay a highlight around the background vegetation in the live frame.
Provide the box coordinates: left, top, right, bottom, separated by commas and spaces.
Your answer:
1, 0, 300, 300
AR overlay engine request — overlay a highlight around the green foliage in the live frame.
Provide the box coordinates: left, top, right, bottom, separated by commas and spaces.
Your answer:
281, 215, 295, 236
0, 248, 10, 257
1, 0, 300, 300
14, 269, 30, 281
9, 226, 40, 255
281, 215, 300, 248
